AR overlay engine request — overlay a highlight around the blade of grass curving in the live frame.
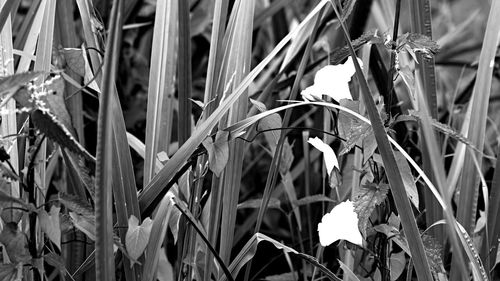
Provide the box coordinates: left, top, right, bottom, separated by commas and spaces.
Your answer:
177, 0, 192, 145
452, 1, 500, 279
217, 0, 255, 265
95, 0, 123, 279
0, 0, 19, 224
137, 0, 329, 214
408, 0, 443, 246
226, 98, 486, 279
143, 0, 178, 186
221, 233, 341, 281
329, 1, 433, 280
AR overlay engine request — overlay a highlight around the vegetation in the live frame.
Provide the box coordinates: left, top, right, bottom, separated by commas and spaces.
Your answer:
0, 0, 499, 280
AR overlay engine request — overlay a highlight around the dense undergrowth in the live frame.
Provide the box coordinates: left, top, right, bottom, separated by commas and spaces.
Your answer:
0, 0, 499, 281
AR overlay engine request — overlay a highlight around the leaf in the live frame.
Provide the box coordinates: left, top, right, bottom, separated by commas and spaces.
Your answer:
338, 100, 372, 155
202, 130, 229, 177
31, 109, 94, 161
251, 98, 282, 153
237, 198, 282, 210
353, 183, 389, 237
279, 139, 294, 176
373, 223, 411, 255
0, 263, 19, 281
69, 212, 96, 241
38, 206, 61, 250
0, 71, 40, 97
393, 151, 419, 208
44, 253, 66, 276
58, 192, 94, 217
0, 222, 31, 263
60, 47, 85, 77
397, 33, 440, 57
125, 215, 153, 263
389, 251, 406, 281
221, 233, 342, 281
157, 248, 174, 281
317, 200, 363, 246
338, 259, 361, 281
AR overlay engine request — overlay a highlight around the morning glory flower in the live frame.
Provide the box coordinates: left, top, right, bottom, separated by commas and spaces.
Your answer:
307, 137, 339, 176
301, 56, 363, 102
317, 200, 363, 247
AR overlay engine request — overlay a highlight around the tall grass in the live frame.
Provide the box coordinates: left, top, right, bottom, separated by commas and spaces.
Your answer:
0, 0, 499, 281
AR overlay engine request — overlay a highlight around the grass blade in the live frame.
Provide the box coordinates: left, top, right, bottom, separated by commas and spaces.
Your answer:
452, 1, 500, 279
95, 0, 123, 279
143, 0, 177, 186
138, 0, 329, 214
177, 0, 192, 145
217, 0, 255, 265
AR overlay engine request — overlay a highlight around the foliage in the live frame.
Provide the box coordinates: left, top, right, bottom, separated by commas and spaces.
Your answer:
0, 0, 499, 281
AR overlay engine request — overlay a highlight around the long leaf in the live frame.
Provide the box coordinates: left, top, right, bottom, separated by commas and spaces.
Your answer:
143, 0, 177, 186
221, 233, 341, 281
217, 0, 255, 265
452, 1, 500, 279
138, 0, 330, 214
95, 0, 123, 279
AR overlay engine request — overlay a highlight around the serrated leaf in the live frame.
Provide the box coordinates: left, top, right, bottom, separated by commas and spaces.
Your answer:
330, 31, 377, 65
38, 206, 61, 250
202, 130, 229, 177
397, 33, 440, 57
31, 109, 94, 161
0, 71, 40, 96
338, 100, 372, 155
125, 215, 153, 263
353, 183, 389, 237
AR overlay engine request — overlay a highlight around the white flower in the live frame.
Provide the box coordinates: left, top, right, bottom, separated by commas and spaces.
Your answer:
317, 200, 363, 247
301, 56, 363, 102
307, 137, 339, 176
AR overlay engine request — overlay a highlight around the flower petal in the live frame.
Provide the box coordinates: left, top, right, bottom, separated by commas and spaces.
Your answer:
307, 137, 339, 176
317, 200, 363, 246
300, 56, 363, 102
